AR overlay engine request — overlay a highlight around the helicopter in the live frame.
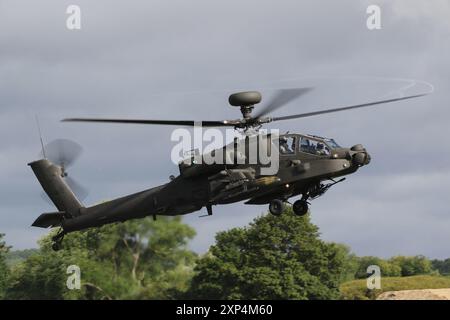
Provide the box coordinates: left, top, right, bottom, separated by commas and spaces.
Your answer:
28, 88, 429, 251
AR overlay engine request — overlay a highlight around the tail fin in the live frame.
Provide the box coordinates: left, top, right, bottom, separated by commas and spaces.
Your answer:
28, 159, 83, 219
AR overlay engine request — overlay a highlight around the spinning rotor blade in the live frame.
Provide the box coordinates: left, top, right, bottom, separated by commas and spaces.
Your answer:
253, 87, 313, 119
41, 139, 83, 167
271, 93, 429, 122
62, 88, 430, 130
40, 177, 88, 204
40, 192, 52, 205
62, 88, 314, 127
62, 118, 233, 127
38, 139, 88, 203
65, 176, 89, 201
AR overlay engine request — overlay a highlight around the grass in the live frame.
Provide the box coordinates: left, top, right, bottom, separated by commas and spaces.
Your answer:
340, 275, 450, 300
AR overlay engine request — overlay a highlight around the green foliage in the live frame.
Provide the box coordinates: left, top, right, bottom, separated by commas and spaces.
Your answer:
354, 255, 432, 279
4, 249, 39, 267
334, 245, 359, 283
5, 217, 196, 300
2, 210, 448, 300
5, 252, 68, 299
186, 208, 353, 300
390, 255, 432, 277
431, 258, 450, 275
354, 256, 402, 278
0, 233, 11, 298
340, 275, 450, 300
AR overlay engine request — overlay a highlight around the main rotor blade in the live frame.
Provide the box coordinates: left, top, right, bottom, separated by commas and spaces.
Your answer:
62, 118, 233, 127
253, 87, 313, 119
271, 93, 429, 122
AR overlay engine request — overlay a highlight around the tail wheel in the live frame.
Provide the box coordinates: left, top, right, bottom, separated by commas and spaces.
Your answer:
51, 229, 65, 251
293, 200, 309, 216
269, 199, 285, 216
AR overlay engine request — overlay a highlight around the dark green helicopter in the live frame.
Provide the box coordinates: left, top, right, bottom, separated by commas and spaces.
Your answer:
28, 88, 428, 250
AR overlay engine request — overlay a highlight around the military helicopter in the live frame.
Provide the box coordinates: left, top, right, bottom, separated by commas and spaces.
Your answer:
28, 88, 429, 250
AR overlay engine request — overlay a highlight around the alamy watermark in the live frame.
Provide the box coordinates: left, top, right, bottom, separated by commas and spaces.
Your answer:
66, 265, 81, 290
366, 5, 382, 30
66, 5, 81, 30
366, 264, 381, 290
170, 124, 280, 175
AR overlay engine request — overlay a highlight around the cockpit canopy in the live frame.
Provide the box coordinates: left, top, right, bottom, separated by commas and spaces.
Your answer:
279, 134, 341, 156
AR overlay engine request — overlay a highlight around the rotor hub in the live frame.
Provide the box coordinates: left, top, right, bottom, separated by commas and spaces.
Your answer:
239, 105, 254, 119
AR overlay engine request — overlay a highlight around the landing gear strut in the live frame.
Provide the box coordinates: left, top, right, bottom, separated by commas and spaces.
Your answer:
52, 229, 65, 251
269, 199, 285, 216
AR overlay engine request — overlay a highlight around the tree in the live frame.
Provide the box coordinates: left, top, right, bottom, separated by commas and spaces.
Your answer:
354, 255, 433, 279
5, 217, 196, 300
0, 233, 10, 298
335, 244, 359, 283
354, 256, 401, 279
186, 208, 352, 300
390, 255, 432, 277
5, 251, 68, 299
3, 249, 39, 267
431, 258, 450, 275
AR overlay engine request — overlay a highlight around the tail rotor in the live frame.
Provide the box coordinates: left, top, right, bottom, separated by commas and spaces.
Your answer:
39, 139, 89, 202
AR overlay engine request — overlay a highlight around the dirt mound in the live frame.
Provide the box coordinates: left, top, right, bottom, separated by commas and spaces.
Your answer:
377, 289, 450, 300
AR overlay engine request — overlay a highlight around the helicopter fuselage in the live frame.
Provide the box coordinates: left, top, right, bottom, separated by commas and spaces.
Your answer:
30, 133, 370, 235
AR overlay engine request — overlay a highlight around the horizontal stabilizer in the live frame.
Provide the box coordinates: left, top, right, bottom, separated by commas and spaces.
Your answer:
32, 212, 64, 228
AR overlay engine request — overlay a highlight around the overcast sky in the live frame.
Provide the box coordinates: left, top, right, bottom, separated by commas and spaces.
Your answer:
0, 0, 449, 258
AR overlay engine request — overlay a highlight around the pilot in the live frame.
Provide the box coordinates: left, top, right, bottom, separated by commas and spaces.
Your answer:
316, 143, 328, 155
279, 137, 290, 154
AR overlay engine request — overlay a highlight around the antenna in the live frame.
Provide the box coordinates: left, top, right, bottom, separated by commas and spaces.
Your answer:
35, 115, 46, 159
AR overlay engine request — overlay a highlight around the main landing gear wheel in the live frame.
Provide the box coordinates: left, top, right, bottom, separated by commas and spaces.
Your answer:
293, 200, 309, 216
269, 199, 285, 216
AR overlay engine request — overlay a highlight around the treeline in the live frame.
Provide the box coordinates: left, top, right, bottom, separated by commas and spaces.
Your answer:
0, 210, 449, 300
4, 249, 37, 267
351, 255, 442, 279
431, 259, 450, 275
